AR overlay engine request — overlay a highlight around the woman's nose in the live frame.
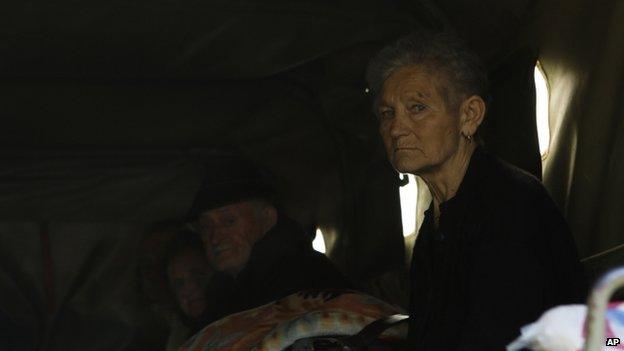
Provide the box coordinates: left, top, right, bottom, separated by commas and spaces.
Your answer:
389, 111, 408, 138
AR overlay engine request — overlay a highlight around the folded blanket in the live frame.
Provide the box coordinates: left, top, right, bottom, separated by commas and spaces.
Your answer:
507, 302, 624, 351
179, 290, 406, 351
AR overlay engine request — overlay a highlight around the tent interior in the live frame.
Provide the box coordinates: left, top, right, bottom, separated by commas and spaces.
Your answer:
2, 0, 624, 349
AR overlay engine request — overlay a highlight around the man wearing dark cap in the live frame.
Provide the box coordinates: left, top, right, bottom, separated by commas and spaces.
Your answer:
187, 155, 349, 317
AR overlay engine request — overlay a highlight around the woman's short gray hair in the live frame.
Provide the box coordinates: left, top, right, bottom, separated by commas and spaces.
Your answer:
365, 30, 488, 113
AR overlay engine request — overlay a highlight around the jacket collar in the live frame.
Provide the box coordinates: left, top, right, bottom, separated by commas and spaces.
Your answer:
235, 214, 307, 279
439, 145, 487, 214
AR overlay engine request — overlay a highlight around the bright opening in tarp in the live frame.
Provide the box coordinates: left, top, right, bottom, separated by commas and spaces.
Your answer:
313, 228, 326, 254
399, 173, 418, 237
535, 62, 551, 159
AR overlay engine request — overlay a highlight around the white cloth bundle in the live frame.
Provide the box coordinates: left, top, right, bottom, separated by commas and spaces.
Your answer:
507, 303, 624, 351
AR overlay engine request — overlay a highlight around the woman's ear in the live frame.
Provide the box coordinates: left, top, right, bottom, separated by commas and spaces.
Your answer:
262, 205, 278, 233
459, 95, 486, 137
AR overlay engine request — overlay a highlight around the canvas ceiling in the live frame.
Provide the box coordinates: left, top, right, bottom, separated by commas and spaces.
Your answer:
1, 0, 542, 223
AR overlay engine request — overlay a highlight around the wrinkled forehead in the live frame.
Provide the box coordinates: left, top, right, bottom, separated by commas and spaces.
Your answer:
379, 64, 452, 106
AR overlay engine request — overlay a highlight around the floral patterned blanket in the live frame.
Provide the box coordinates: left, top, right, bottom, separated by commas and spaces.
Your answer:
179, 290, 406, 351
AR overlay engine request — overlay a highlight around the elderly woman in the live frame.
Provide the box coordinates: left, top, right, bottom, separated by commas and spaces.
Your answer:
366, 31, 586, 350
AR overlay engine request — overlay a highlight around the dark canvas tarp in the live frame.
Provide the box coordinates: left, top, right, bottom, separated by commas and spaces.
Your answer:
2, 3, 415, 349
538, 0, 624, 277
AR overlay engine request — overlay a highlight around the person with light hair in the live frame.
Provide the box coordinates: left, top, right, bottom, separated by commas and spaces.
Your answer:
366, 30, 586, 350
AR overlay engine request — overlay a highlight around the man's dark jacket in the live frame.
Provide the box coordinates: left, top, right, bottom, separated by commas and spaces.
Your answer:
212, 214, 350, 318
407, 147, 587, 351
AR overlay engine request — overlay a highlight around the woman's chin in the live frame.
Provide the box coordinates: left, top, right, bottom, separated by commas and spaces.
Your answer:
393, 160, 425, 175
184, 301, 207, 319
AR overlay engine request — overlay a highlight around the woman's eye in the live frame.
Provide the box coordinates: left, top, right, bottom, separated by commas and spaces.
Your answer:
379, 109, 394, 120
409, 104, 426, 113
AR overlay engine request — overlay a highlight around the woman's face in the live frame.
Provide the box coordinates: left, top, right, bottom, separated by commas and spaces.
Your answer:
378, 65, 463, 175
167, 248, 212, 319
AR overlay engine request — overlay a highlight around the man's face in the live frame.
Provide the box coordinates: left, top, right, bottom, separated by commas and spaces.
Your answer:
167, 248, 212, 319
195, 201, 267, 275
378, 65, 462, 175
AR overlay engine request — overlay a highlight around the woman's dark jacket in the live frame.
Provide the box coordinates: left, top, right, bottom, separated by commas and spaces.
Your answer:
407, 147, 586, 350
